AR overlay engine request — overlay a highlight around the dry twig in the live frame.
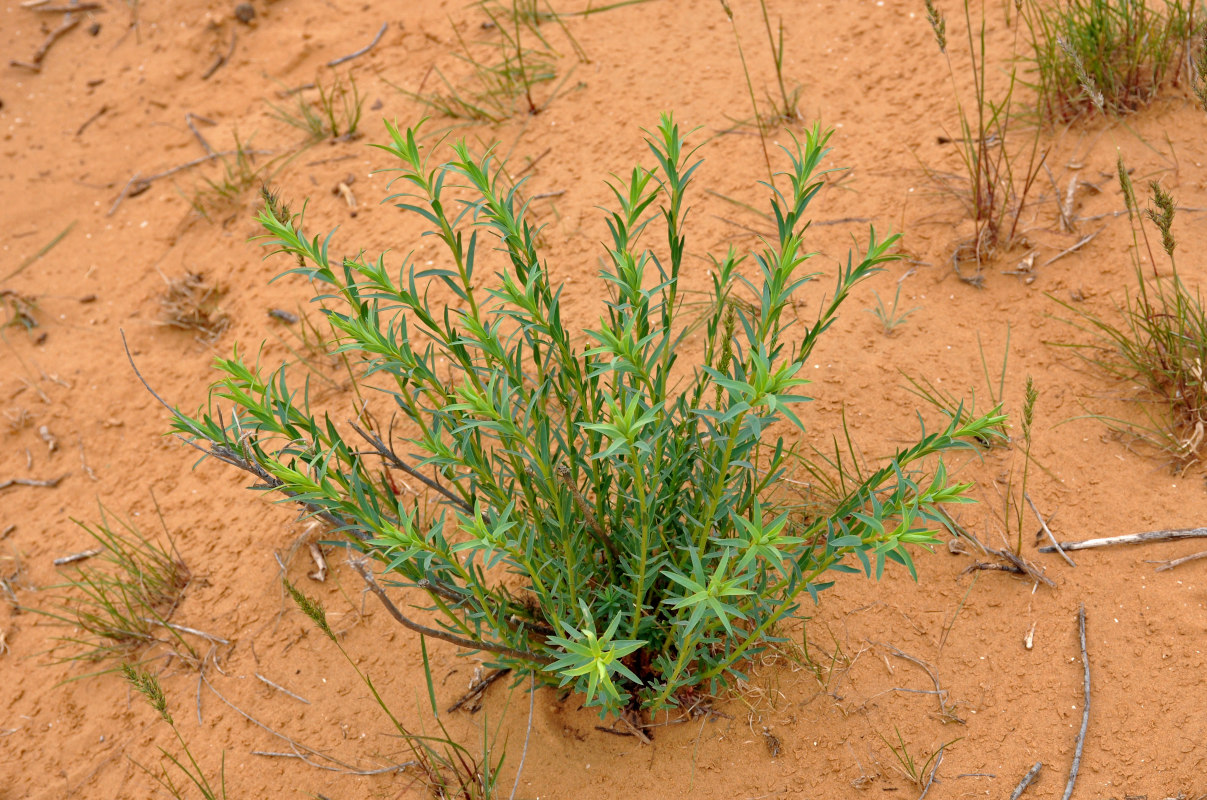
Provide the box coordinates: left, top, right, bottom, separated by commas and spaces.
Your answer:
33, 3, 104, 10
1026, 493, 1074, 567
509, 674, 536, 800
255, 672, 310, 704
447, 667, 510, 713
53, 548, 102, 566
201, 29, 236, 79
1010, 762, 1043, 799
1063, 605, 1089, 800
872, 641, 961, 722
75, 104, 109, 136
0, 474, 67, 492
918, 746, 946, 800
327, 22, 387, 66
1038, 227, 1105, 269
185, 112, 216, 155
1148, 550, 1207, 572
1039, 527, 1207, 553
9, 11, 80, 71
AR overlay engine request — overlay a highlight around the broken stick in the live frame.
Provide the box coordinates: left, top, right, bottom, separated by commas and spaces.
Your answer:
327, 22, 387, 67
1148, 550, 1207, 572
1010, 762, 1042, 800
1039, 527, 1207, 553
9, 11, 80, 71
0, 474, 67, 492
1062, 605, 1089, 800
1026, 493, 1074, 567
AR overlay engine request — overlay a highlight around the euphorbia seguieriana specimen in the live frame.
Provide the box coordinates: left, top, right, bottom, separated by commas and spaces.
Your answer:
171, 115, 1002, 715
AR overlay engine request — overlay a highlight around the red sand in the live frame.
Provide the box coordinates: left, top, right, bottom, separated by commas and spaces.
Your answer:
2, 1, 1206, 797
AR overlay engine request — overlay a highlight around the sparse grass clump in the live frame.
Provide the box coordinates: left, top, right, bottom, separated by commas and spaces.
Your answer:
1021, 0, 1198, 121
901, 328, 1013, 447
186, 131, 267, 219
165, 115, 1002, 717
866, 280, 920, 336
34, 506, 195, 669
269, 72, 364, 143
394, 2, 570, 121
923, 0, 1045, 281
159, 271, 229, 341
1053, 159, 1207, 466
1193, 21, 1207, 110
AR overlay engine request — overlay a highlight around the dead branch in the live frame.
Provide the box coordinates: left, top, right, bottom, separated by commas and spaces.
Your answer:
1010, 762, 1043, 800
1039, 527, 1207, 553
9, 11, 79, 71
1025, 493, 1074, 567
327, 22, 387, 67
447, 667, 510, 713
0, 474, 67, 492
201, 29, 236, 79
1148, 550, 1207, 572
1063, 605, 1089, 800
350, 559, 550, 664
346, 418, 472, 513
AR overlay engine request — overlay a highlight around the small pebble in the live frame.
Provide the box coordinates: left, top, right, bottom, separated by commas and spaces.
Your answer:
234, 3, 256, 24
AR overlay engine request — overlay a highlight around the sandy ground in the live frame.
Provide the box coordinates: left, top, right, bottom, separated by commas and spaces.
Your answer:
2, 1, 1207, 798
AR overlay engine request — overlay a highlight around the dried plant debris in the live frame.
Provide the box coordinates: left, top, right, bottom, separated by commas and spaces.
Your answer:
159, 271, 230, 340
1, 290, 38, 330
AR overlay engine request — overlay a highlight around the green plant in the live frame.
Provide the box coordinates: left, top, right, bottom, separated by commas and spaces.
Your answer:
268, 72, 364, 143
31, 505, 196, 671
1051, 159, 1207, 466
124, 664, 227, 800
288, 581, 507, 798
162, 115, 1002, 717
866, 281, 920, 335
923, 0, 1046, 281
1021, 0, 1198, 122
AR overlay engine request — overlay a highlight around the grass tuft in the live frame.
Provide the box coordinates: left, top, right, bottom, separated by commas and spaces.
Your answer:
866, 280, 920, 336
393, 1, 572, 121
286, 583, 506, 798
32, 505, 196, 670
268, 72, 364, 143
923, 0, 1046, 280
1051, 166, 1207, 466
1193, 22, 1207, 110
1021, 0, 1198, 122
